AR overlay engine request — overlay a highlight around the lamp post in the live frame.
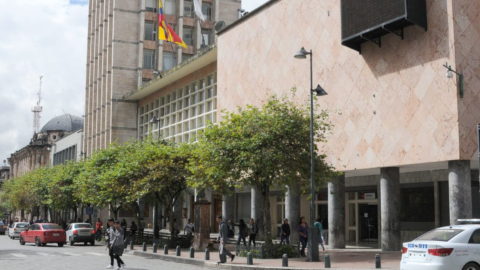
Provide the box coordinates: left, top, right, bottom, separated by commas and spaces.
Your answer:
149, 116, 163, 240
294, 47, 328, 262
149, 116, 161, 140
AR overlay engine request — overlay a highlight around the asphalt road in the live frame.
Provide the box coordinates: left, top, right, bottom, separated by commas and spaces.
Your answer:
0, 234, 204, 270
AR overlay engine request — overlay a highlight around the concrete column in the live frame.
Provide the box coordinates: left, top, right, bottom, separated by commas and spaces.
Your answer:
222, 186, 235, 223
174, 194, 183, 229
449, 160, 472, 225
137, 0, 145, 86
285, 185, 300, 245
328, 174, 345, 249
251, 188, 264, 240
380, 167, 401, 251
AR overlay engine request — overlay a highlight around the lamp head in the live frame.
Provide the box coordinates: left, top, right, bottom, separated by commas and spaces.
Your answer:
446, 70, 453, 79
313, 84, 328, 96
149, 116, 159, 123
294, 47, 309, 59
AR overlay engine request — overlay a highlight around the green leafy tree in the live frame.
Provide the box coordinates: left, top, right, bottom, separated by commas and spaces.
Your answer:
188, 92, 337, 245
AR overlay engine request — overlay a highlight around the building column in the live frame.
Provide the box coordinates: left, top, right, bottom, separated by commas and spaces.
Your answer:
174, 194, 183, 230
137, 0, 145, 87
449, 160, 472, 225
328, 174, 345, 248
222, 186, 235, 222
380, 167, 401, 251
251, 188, 264, 240
286, 185, 300, 245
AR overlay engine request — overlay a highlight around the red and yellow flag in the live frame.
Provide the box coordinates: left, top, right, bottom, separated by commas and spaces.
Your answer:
158, 1, 187, 48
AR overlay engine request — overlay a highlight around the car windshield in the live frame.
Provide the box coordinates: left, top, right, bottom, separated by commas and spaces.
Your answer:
0, 222, 4, 225
74, 224, 92, 229
42, 224, 62, 230
416, 229, 464, 242
16, 224, 28, 228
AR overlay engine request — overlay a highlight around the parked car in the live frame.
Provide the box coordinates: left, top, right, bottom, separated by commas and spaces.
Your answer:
8, 222, 29, 239
0, 221, 6, 235
19, 223, 66, 247
401, 224, 480, 270
65, 223, 95, 246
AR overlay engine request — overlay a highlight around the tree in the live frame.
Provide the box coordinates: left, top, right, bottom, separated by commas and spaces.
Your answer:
188, 92, 337, 246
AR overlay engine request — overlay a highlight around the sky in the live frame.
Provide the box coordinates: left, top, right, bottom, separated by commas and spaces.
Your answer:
0, 0, 268, 165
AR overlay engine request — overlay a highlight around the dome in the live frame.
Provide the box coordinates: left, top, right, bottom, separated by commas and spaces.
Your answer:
40, 114, 84, 133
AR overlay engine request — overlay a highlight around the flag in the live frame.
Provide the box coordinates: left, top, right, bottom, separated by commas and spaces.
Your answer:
193, 0, 205, 21
158, 0, 187, 48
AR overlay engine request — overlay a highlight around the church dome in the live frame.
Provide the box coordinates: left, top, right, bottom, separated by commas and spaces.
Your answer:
40, 114, 84, 133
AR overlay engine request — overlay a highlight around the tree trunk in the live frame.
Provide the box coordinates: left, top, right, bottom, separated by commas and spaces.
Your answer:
168, 205, 175, 238
261, 185, 272, 246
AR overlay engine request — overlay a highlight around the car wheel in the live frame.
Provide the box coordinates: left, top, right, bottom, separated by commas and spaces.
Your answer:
19, 237, 25, 245
69, 237, 74, 246
58, 243, 64, 247
84, 242, 87, 246
35, 237, 41, 246
41, 243, 46, 246
90, 240, 95, 246
463, 263, 480, 270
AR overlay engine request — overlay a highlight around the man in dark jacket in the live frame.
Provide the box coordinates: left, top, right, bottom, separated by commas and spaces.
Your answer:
216, 215, 235, 263
280, 218, 291, 244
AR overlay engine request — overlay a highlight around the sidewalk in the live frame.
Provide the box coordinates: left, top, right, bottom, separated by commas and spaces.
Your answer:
130, 242, 401, 270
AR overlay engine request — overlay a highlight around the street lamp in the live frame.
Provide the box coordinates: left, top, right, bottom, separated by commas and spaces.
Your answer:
294, 47, 328, 262
149, 116, 161, 140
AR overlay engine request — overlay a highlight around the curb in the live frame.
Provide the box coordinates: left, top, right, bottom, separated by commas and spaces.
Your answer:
132, 251, 400, 270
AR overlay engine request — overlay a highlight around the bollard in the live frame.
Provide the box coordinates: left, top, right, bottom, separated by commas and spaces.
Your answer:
142, 242, 147, 252
153, 243, 157, 253
130, 241, 134, 250
205, 249, 210, 260
282, 254, 288, 267
375, 254, 381, 268
164, 244, 168, 255
124, 239, 128, 249
176, 246, 181, 256
247, 252, 253, 265
324, 254, 331, 268
190, 247, 195, 258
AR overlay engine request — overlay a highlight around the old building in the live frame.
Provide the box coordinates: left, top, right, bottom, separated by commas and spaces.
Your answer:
0, 161, 10, 193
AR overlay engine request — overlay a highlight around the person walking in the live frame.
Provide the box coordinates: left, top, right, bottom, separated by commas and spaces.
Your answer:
120, 219, 127, 232
322, 216, 328, 245
227, 220, 235, 238
298, 217, 308, 257
130, 221, 137, 243
248, 218, 258, 247
105, 218, 116, 269
314, 218, 325, 251
216, 215, 235, 263
184, 219, 194, 237
236, 219, 247, 246
280, 218, 291, 245
95, 218, 103, 241
110, 220, 126, 270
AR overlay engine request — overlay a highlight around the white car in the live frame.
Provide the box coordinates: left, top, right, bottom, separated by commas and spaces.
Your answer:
8, 222, 29, 239
65, 223, 95, 246
401, 225, 480, 270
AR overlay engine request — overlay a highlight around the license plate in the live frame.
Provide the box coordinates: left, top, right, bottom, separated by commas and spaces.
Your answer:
53, 233, 59, 236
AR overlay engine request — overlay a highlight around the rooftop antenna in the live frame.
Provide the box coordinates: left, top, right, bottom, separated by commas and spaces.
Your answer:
32, 76, 43, 134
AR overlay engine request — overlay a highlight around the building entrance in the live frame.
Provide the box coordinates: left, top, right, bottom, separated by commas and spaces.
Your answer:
345, 191, 378, 243
358, 204, 378, 242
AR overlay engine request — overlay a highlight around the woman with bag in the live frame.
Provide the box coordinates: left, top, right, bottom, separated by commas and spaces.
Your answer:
110, 220, 126, 270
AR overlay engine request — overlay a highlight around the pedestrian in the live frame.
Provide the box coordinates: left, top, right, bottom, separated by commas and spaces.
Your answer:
105, 218, 115, 269
248, 218, 258, 247
130, 221, 137, 238
227, 220, 235, 238
120, 219, 127, 232
298, 217, 308, 257
236, 219, 247, 246
314, 217, 324, 251
216, 215, 235, 263
96, 218, 103, 241
280, 218, 290, 245
184, 219, 194, 237
322, 216, 328, 245
109, 220, 126, 270
172, 218, 180, 237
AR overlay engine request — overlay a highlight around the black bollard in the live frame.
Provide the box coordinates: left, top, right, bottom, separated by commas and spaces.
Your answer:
325, 254, 331, 268
375, 254, 381, 268
190, 247, 195, 258
130, 241, 134, 250
282, 254, 288, 267
153, 243, 157, 253
164, 244, 168, 255
176, 246, 181, 256
205, 249, 210, 260
142, 242, 147, 252
247, 252, 253, 265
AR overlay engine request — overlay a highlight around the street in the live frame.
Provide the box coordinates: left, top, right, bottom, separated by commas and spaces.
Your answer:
0, 234, 204, 270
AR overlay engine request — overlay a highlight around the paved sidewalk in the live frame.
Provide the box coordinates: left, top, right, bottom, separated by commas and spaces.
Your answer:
131, 243, 401, 270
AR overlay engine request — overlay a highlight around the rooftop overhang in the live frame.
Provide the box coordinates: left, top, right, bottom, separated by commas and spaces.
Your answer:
124, 45, 218, 101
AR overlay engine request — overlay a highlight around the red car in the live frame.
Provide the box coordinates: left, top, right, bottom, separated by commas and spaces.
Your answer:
20, 223, 66, 247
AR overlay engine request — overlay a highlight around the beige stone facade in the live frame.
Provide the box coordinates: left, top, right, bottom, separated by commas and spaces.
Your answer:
83, 0, 240, 155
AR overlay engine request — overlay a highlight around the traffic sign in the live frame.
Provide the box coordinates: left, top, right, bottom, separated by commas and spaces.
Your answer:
86, 207, 94, 215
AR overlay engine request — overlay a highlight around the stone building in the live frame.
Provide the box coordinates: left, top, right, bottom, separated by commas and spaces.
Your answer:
82, 0, 241, 156
0, 161, 10, 194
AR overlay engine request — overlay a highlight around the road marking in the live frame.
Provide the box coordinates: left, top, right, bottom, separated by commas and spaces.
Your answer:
36, 252, 53, 256
86, 252, 106, 256
62, 252, 80, 256
11, 253, 27, 258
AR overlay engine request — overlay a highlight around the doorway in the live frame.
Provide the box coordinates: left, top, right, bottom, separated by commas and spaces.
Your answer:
358, 204, 378, 242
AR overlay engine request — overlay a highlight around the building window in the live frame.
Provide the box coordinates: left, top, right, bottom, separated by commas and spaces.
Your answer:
144, 21, 156, 41
143, 49, 156, 69
202, 3, 212, 21
184, 0, 193, 18
183, 27, 194, 46
164, 0, 175, 15
163, 51, 175, 71
400, 186, 435, 222
201, 29, 212, 46
146, 0, 157, 12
